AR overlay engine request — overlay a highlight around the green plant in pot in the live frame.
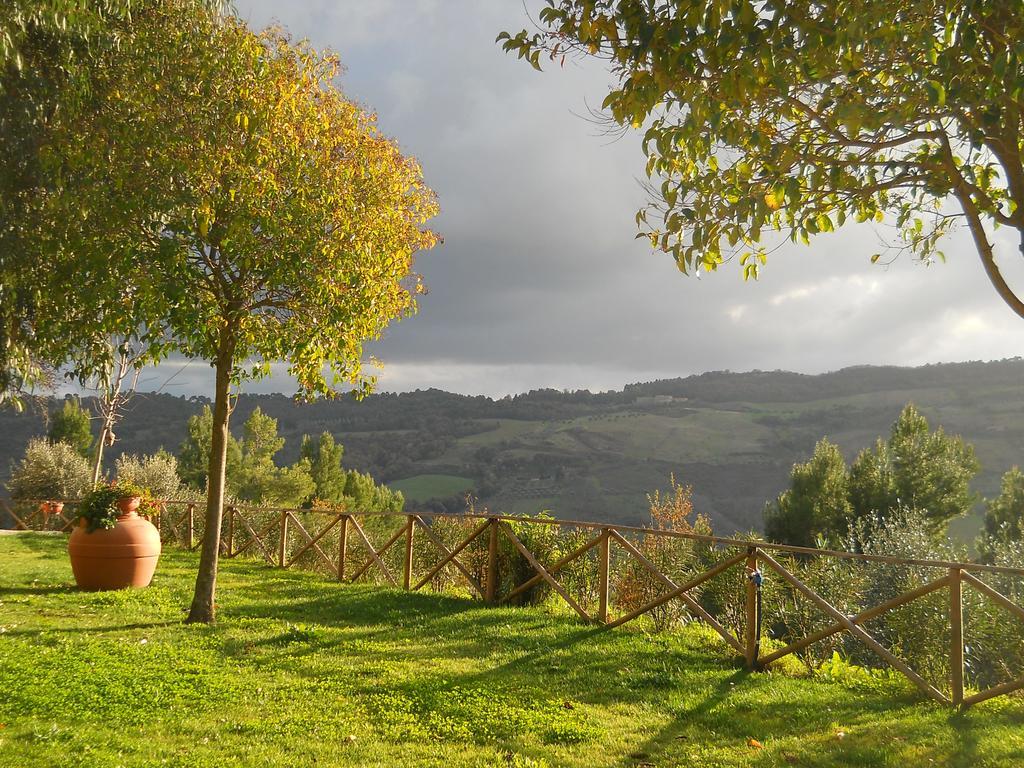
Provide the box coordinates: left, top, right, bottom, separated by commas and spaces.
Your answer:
69, 480, 162, 590
77, 480, 145, 532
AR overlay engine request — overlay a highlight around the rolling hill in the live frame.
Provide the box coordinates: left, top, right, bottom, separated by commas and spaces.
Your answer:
3, 359, 1023, 535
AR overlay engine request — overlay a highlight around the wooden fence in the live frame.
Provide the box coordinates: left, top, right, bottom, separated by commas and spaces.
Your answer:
5, 497, 1024, 709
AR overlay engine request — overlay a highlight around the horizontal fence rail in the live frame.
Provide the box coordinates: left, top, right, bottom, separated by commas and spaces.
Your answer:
6, 497, 1024, 709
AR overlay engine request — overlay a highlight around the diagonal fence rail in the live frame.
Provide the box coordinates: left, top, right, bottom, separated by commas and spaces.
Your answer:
10, 498, 1024, 709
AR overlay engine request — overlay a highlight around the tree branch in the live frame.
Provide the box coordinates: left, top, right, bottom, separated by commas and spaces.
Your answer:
938, 134, 1024, 319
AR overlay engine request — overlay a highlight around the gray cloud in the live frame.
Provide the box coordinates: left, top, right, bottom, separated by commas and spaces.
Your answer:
134, 0, 1024, 398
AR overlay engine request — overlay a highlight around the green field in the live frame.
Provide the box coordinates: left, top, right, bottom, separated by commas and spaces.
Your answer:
389, 473, 475, 502
3, 533, 1024, 767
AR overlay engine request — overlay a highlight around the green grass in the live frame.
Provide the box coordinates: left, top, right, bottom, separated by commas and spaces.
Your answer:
2, 533, 1024, 767
389, 474, 475, 501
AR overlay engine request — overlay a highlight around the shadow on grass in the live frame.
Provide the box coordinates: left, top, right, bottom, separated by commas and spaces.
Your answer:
1, 620, 179, 638
1, 531, 70, 557
0, 584, 75, 596
622, 669, 1024, 768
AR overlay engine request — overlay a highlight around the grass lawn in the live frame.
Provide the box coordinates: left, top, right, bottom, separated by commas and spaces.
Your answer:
1, 533, 1023, 767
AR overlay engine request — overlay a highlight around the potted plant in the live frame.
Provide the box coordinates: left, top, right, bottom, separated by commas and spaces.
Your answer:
67, 480, 162, 590
5, 438, 92, 528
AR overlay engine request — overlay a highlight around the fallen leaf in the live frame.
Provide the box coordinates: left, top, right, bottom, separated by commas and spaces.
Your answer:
748, 738, 764, 750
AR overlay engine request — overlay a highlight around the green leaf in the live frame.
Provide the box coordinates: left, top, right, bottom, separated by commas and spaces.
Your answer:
925, 80, 946, 107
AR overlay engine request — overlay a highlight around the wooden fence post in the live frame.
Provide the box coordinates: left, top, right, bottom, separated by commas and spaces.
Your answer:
187, 503, 195, 549
279, 510, 289, 568
404, 515, 416, 590
745, 546, 760, 669
950, 566, 964, 706
598, 529, 610, 623
338, 515, 349, 580
485, 518, 499, 603
226, 507, 235, 558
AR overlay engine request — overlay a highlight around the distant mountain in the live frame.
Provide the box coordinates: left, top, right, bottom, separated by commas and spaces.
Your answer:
3, 358, 1023, 536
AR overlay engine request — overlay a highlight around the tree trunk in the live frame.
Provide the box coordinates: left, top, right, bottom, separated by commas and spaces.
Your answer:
90, 429, 106, 486
186, 340, 234, 624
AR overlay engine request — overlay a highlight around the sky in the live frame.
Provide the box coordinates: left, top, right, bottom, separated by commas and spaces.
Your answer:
135, 0, 1024, 399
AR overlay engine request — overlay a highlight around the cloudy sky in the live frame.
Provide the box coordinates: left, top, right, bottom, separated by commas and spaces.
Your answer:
139, 0, 1023, 398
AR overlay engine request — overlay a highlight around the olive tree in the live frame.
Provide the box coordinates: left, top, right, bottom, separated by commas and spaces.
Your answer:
502, 1, 1024, 316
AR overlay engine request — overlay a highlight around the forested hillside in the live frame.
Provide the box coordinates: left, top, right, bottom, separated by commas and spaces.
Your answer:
3, 359, 1023, 534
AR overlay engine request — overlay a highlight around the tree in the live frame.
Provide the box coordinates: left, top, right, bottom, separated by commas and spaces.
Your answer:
238, 409, 285, 468
47, 399, 93, 458
178, 406, 313, 505
765, 404, 979, 544
39, 4, 438, 622
87, 341, 146, 485
343, 470, 405, 514
230, 408, 314, 508
301, 432, 348, 504
847, 439, 896, 525
978, 466, 1024, 561
849, 403, 979, 532
502, 2, 1024, 317
764, 438, 851, 546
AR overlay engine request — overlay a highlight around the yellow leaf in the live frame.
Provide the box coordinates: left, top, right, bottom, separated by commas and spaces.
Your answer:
747, 738, 764, 750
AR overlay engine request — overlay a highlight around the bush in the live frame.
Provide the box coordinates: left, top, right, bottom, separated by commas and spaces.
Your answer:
115, 450, 182, 500
763, 543, 866, 671
843, 509, 957, 689
615, 476, 711, 630
962, 536, 1024, 691
6, 438, 92, 501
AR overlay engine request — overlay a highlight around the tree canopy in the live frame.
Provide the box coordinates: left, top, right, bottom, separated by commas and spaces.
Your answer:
978, 466, 1024, 560
47, 399, 93, 458
502, 1, 1024, 317
0, 0, 225, 405
302, 432, 348, 504
764, 438, 850, 547
765, 403, 979, 544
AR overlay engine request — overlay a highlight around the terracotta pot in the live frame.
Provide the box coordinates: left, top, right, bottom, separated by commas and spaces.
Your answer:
68, 511, 162, 590
117, 496, 141, 514
39, 501, 64, 528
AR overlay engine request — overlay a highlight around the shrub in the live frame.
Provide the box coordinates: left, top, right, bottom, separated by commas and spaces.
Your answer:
839, 509, 958, 689
763, 544, 867, 671
114, 450, 182, 500
961, 536, 1024, 691
6, 438, 92, 501
614, 475, 712, 630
